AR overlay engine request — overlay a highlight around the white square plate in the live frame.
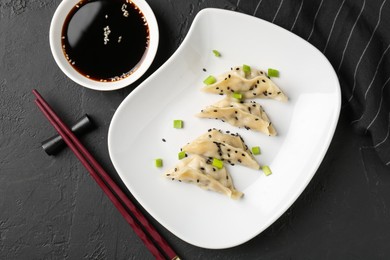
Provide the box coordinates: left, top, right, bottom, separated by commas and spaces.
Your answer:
108, 8, 341, 249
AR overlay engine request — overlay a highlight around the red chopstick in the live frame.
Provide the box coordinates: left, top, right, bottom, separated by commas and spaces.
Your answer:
33, 89, 179, 260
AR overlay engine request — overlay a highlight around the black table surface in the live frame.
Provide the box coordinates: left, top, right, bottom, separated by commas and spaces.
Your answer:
1, 0, 390, 259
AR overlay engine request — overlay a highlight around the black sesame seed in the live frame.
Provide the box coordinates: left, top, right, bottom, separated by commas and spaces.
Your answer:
235, 111, 238, 114
162, 138, 166, 142
253, 93, 256, 96
255, 118, 259, 121
235, 151, 238, 153
236, 68, 240, 70
216, 87, 219, 89
172, 178, 175, 181
174, 168, 177, 172
197, 179, 200, 183
203, 68, 207, 72
225, 78, 228, 80
226, 131, 230, 134
208, 129, 212, 132
242, 153, 245, 156
268, 92, 272, 95
167, 174, 171, 176
252, 104, 256, 107
277, 91, 281, 94
228, 74, 231, 78
257, 80, 259, 84
200, 167, 205, 171
219, 93, 223, 95
235, 116, 238, 120
214, 109, 217, 112
208, 135, 212, 138
226, 175, 229, 180
179, 180, 182, 182
238, 159, 242, 163
213, 168, 216, 171
262, 79, 266, 83
227, 87, 230, 90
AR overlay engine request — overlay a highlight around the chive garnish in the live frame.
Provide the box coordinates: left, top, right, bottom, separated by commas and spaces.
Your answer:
262, 165, 272, 176
252, 146, 261, 155
178, 151, 186, 160
232, 92, 242, 100
173, 120, 183, 129
268, 68, 279, 77
243, 64, 251, 74
155, 158, 163, 168
203, 75, 216, 85
212, 50, 221, 57
212, 158, 223, 169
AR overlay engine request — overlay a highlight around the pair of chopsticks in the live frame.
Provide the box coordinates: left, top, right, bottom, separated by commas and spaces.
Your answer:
33, 89, 180, 260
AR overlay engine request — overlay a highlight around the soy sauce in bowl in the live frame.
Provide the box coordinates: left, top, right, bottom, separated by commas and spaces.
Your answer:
61, 0, 149, 82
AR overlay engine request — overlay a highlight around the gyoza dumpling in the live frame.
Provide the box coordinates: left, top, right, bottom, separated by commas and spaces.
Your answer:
196, 128, 250, 150
202, 66, 288, 102
164, 155, 243, 199
182, 130, 260, 170
197, 97, 277, 136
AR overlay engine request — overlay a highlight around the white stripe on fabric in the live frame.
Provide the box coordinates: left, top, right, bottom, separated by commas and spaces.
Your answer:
347, 0, 387, 103
291, 0, 304, 31
307, 0, 324, 41
374, 113, 390, 148
337, 0, 366, 73
364, 44, 390, 99
351, 44, 390, 124
253, 0, 264, 16
323, 0, 346, 53
365, 75, 390, 133
272, 0, 284, 23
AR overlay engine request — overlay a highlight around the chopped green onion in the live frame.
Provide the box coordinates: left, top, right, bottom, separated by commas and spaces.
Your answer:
155, 158, 163, 168
178, 151, 186, 160
203, 75, 216, 85
212, 50, 221, 57
268, 68, 279, 77
212, 158, 224, 169
173, 119, 183, 129
243, 64, 251, 74
232, 92, 242, 100
262, 165, 272, 176
252, 146, 261, 155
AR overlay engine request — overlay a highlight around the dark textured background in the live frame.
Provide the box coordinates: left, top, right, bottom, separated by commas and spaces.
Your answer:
1, 0, 390, 259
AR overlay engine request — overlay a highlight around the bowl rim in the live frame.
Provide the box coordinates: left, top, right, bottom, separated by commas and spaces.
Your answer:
49, 0, 159, 91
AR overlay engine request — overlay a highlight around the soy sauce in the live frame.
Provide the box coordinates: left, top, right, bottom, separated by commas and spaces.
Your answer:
61, 0, 149, 82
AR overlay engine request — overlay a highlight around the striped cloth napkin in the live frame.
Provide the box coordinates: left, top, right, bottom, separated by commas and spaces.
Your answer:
231, 0, 390, 167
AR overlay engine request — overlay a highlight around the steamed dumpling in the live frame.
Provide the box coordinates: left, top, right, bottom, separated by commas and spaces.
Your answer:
182, 130, 260, 170
164, 155, 243, 199
197, 97, 276, 136
202, 66, 288, 102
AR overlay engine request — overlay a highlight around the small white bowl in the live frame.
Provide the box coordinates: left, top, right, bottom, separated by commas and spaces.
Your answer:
49, 0, 159, 91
